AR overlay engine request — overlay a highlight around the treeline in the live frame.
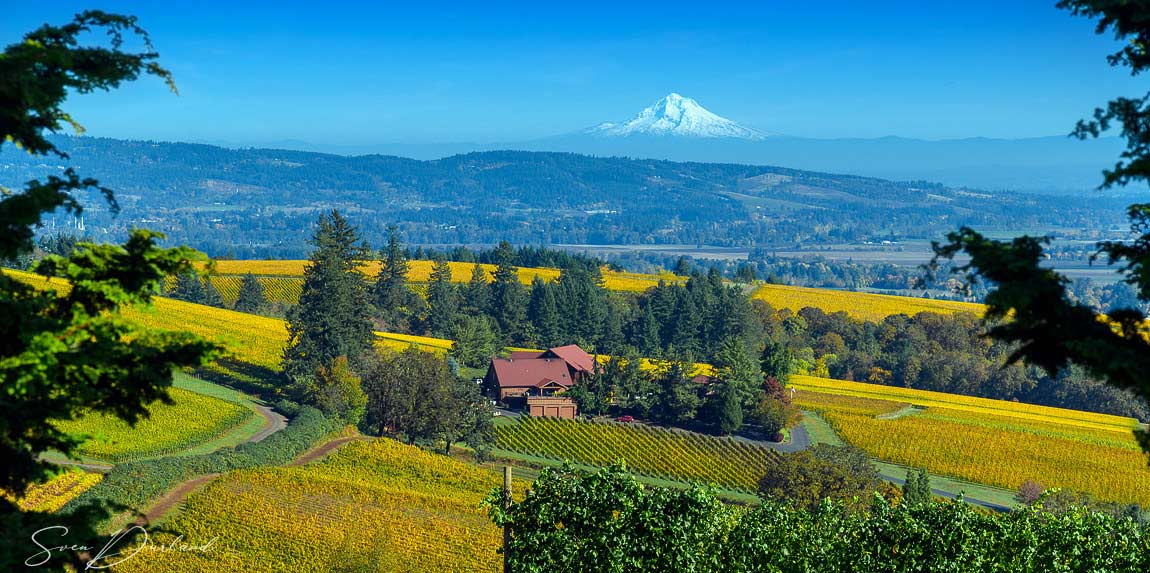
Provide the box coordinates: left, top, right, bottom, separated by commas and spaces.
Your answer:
767, 306, 1150, 420
277, 214, 1148, 422
398, 244, 616, 273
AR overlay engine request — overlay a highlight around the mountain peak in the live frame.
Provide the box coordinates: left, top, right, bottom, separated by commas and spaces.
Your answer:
588, 93, 766, 140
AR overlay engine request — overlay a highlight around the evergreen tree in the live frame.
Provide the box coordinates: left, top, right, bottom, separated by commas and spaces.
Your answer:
425, 257, 459, 336
714, 337, 761, 409
170, 270, 206, 303
463, 262, 490, 315
374, 224, 415, 327
528, 276, 561, 348
450, 314, 500, 369
201, 275, 226, 308
489, 241, 527, 342
555, 266, 609, 346
234, 272, 268, 313
284, 210, 374, 384
903, 467, 933, 506
718, 383, 744, 434
673, 256, 692, 276
735, 262, 758, 283
610, 350, 657, 418
0, 13, 219, 570
653, 362, 702, 425
630, 305, 662, 356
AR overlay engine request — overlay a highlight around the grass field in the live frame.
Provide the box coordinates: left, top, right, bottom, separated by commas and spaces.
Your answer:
752, 283, 985, 321
53, 387, 256, 463
495, 416, 781, 492
113, 439, 504, 573
791, 376, 1150, 506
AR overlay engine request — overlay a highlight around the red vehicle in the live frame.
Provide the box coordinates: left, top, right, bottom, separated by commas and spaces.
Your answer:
616, 415, 634, 423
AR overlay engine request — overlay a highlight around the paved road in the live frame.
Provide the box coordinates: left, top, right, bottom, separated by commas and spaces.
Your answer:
883, 472, 1012, 513
249, 402, 288, 443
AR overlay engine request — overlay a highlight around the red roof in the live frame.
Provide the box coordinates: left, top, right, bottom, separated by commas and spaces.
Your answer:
508, 350, 545, 359
546, 345, 596, 374
490, 357, 573, 389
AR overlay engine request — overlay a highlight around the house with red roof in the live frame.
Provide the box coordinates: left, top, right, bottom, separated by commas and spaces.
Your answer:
484, 344, 596, 418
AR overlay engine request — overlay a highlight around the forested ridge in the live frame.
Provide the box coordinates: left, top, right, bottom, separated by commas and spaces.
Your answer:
0, 136, 1130, 258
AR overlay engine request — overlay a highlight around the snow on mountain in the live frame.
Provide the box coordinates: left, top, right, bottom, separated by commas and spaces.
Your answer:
587, 93, 766, 140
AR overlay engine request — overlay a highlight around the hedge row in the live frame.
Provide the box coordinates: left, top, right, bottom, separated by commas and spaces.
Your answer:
61, 404, 337, 523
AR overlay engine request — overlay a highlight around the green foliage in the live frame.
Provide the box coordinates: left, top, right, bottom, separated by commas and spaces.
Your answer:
488, 241, 527, 342
527, 275, 561, 347
169, 269, 207, 303
462, 262, 490, 315
490, 463, 1150, 573
234, 272, 269, 313
760, 340, 794, 384
449, 314, 499, 369
714, 336, 761, 409
0, 11, 218, 570
201, 273, 226, 308
604, 350, 656, 417
374, 225, 421, 329
485, 464, 732, 573
651, 362, 703, 425
717, 383, 744, 434
302, 356, 367, 425
902, 467, 932, 506
758, 444, 882, 512
424, 257, 458, 336
360, 347, 494, 458
283, 210, 374, 383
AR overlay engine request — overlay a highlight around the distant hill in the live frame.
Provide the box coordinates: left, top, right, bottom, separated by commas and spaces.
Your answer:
0, 136, 1129, 258
239, 93, 1129, 195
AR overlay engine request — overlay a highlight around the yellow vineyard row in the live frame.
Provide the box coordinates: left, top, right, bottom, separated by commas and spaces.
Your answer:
113, 439, 503, 573
202, 259, 684, 293
790, 375, 1141, 434
3, 469, 103, 513
794, 389, 1150, 507
752, 283, 985, 321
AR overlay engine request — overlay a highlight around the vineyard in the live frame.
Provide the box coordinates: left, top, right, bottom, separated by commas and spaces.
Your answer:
3, 469, 103, 513
201, 259, 685, 298
792, 378, 1150, 506
113, 439, 504, 573
53, 387, 257, 462
791, 375, 1142, 434
751, 283, 985, 321
495, 416, 781, 491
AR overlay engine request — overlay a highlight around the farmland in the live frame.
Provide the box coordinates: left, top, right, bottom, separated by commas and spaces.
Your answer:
201, 259, 685, 298
752, 282, 985, 321
113, 439, 504, 573
202, 259, 989, 321
3, 469, 103, 513
53, 387, 256, 462
495, 416, 781, 491
792, 376, 1150, 506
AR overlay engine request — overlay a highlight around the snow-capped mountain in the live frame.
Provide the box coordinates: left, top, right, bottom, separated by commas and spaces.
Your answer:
587, 93, 766, 140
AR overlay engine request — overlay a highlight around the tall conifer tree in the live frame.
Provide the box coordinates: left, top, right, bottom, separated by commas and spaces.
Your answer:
234, 272, 268, 313
426, 257, 459, 336
284, 210, 373, 383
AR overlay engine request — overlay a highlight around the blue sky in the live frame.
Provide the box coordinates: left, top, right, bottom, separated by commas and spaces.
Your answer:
2, 0, 1142, 144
